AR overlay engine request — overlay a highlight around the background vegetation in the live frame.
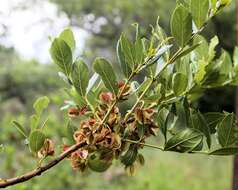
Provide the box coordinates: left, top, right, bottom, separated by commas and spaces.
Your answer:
0, 0, 236, 189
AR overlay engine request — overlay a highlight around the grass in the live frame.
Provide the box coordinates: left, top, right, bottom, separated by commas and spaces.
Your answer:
4, 148, 232, 190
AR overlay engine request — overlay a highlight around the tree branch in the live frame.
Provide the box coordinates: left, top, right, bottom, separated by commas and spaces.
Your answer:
0, 141, 87, 188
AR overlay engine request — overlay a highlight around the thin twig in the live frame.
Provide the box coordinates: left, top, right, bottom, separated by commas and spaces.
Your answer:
123, 139, 164, 150
0, 141, 87, 188
124, 78, 154, 122
124, 47, 184, 123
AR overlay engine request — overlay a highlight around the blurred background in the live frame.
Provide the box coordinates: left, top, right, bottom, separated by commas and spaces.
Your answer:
0, 0, 236, 189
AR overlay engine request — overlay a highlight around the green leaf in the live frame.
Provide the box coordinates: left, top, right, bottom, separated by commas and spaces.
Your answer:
120, 34, 136, 69
87, 73, 99, 93
33, 96, 50, 116
219, 0, 232, 8
86, 90, 100, 110
233, 47, 238, 66
64, 88, 87, 107
158, 105, 178, 142
174, 58, 193, 88
171, 5, 192, 47
220, 51, 233, 75
157, 107, 170, 140
175, 42, 201, 61
208, 36, 219, 62
30, 114, 40, 130
148, 45, 173, 66
59, 28, 76, 50
66, 121, 77, 145
88, 153, 112, 172
193, 35, 209, 59
29, 130, 46, 153
209, 147, 238, 156
121, 144, 138, 166
204, 112, 225, 133
217, 113, 237, 147
58, 72, 71, 85
211, 0, 217, 10
50, 38, 73, 76
171, 99, 190, 133
172, 72, 188, 96
134, 38, 144, 66
93, 58, 118, 94
211, 0, 218, 14
190, 0, 209, 28
176, 0, 190, 8
165, 104, 178, 131
117, 37, 132, 78
71, 60, 90, 96
194, 58, 209, 84
212, 0, 231, 14
12, 121, 28, 138
137, 124, 145, 140
165, 128, 203, 153
136, 78, 153, 96
220, 0, 232, 5
191, 111, 211, 148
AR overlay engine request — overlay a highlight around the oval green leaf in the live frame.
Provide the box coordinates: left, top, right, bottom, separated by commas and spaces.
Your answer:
190, 0, 209, 29
59, 28, 76, 50
117, 38, 132, 78
29, 130, 46, 153
171, 5, 192, 47
165, 128, 203, 153
12, 121, 28, 138
121, 144, 138, 166
72, 60, 90, 96
217, 113, 237, 147
93, 58, 118, 94
172, 72, 188, 96
209, 147, 238, 156
33, 96, 50, 116
50, 38, 73, 76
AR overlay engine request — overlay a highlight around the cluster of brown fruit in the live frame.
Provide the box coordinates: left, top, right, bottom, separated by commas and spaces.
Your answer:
65, 82, 159, 173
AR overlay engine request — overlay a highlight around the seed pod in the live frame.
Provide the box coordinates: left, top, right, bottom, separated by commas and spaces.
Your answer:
135, 108, 144, 124
37, 139, 55, 158
118, 81, 131, 97
73, 131, 86, 144
99, 92, 115, 103
79, 106, 88, 115
68, 108, 80, 117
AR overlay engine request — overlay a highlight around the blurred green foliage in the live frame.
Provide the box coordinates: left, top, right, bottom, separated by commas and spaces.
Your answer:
51, 0, 236, 112
51, 0, 236, 54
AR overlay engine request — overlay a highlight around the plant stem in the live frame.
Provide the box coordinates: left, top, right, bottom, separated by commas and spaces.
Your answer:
100, 71, 135, 125
124, 47, 184, 123
123, 139, 210, 155
123, 139, 164, 151
0, 141, 87, 188
124, 78, 154, 122
85, 95, 102, 121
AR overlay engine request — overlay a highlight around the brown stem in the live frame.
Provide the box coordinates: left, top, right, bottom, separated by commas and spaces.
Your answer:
0, 141, 87, 188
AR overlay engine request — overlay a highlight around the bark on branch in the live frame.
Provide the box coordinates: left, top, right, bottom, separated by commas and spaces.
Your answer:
0, 141, 87, 188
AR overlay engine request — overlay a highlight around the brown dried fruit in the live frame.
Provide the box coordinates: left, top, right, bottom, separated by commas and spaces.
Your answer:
68, 108, 80, 117
38, 139, 55, 158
